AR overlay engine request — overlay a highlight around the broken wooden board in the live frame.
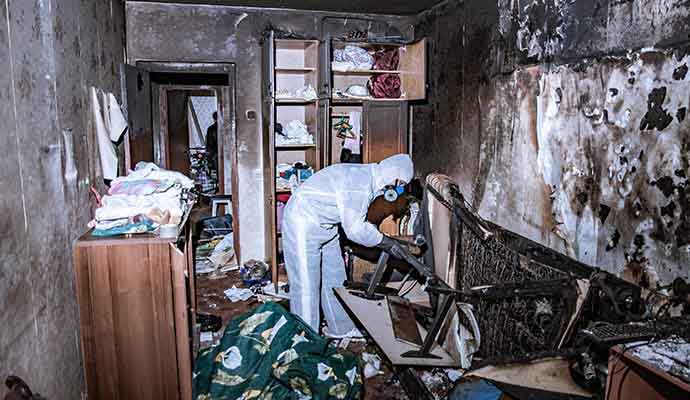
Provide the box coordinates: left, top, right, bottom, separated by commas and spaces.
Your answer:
467, 358, 592, 398
335, 288, 457, 367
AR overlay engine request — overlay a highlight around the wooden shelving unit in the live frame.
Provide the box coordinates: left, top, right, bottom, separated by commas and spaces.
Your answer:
330, 39, 426, 103
265, 37, 324, 285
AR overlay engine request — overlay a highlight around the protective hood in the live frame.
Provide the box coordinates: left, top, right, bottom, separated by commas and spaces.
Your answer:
372, 154, 414, 190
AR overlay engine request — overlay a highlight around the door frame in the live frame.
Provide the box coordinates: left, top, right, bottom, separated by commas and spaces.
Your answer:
138, 62, 240, 259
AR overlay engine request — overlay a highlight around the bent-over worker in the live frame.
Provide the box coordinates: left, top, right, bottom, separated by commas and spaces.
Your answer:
282, 153, 413, 337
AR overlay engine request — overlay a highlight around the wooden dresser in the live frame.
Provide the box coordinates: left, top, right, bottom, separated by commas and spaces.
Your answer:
73, 220, 196, 399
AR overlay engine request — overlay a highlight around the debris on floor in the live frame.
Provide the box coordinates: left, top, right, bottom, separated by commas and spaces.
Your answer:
223, 285, 254, 302
240, 259, 270, 286
208, 234, 238, 271
361, 352, 382, 379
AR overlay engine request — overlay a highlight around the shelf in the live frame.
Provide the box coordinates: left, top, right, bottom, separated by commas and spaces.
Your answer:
275, 144, 317, 150
331, 113, 351, 118
275, 39, 319, 48
276, 67, 317, 72
331, 96, 407, 103
332, 69, 402, 74
276, 98, 318, 104
276, 188, 292, 194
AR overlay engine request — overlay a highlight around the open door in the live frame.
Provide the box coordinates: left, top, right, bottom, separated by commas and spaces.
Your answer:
120, 63, 153, 170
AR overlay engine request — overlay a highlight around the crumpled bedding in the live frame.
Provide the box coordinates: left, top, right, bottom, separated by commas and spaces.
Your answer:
91, 163, 193, 235
193, 302, 363, 400
368, 74, 401, 99
332, 45, 373, 71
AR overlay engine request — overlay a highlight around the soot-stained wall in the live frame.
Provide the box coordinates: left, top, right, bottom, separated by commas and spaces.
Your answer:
413, 0, 690, 287
126, 2, 414, 262
0, 0, 126, 397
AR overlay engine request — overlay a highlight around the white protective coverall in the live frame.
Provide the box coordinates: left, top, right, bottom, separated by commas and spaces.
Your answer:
282, 154, 414, 335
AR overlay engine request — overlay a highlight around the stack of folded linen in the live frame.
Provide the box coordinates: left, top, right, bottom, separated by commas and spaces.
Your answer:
91, 162, 195, 236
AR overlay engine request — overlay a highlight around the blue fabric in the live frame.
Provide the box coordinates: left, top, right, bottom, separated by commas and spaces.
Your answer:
449, 379, 503, 400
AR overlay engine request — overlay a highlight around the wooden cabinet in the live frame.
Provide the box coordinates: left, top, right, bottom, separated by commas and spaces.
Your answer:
73, 222, 195, 400
262, 34, 326, 286
326, 39, 424, 165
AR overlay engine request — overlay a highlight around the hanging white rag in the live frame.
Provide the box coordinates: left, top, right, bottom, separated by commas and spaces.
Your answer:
107, 92, 128, 142
92, 87, 118, 180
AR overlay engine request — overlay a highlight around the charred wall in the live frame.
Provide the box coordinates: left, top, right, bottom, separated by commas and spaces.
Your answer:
125, 2, 415, 262
413, 0, 690, 286
0, 0, 126, 398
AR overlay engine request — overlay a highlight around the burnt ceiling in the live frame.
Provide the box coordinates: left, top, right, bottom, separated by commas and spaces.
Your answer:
129, 0, 444, 15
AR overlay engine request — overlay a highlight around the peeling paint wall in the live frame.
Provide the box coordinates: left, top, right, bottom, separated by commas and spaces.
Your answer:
0, 0, 126, 397
413, 0, 690, 286
126, 2, 414, 262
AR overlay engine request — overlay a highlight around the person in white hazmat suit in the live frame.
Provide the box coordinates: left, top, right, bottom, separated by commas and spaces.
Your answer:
281, 153, 413, 337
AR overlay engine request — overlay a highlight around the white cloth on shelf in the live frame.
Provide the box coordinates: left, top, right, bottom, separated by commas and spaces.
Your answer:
332, 45, 373, 70
276, 120, 314, 145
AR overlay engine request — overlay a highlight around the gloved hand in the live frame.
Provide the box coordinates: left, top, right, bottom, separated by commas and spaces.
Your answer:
377, 235, 408, 260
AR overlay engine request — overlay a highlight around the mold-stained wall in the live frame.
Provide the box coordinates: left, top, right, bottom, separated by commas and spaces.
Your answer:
0, 0, 126, 397
125, 2, 415, 262
413, 0, 690, 287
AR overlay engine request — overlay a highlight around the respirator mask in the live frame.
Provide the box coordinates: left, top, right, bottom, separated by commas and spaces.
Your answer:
382, 181, 406, 202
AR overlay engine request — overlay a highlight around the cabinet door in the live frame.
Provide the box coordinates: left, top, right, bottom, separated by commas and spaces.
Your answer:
171, 243, 192, 400
399, 38, 426, 101
362, 101, 408, 163
120, 63, 153, 169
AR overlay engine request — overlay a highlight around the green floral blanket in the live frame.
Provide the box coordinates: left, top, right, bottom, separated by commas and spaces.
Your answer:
193, 302, 363, 400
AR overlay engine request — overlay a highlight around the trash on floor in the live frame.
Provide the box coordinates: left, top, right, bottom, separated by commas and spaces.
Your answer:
224, 286, 254, 303
255, 281, 290, 302
208, 234, 238, 271
240, 259, 270, 287
361, 352, 382, 379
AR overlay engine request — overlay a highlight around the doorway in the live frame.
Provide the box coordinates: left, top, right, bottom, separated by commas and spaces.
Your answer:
138, 62, 240, 259
161, 87, 221, 193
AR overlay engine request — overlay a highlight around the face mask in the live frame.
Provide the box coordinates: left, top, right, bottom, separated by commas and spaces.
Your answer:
383, 184, 406, 202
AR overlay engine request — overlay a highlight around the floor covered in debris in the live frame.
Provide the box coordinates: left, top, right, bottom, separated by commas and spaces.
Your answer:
195, 269, 510, 400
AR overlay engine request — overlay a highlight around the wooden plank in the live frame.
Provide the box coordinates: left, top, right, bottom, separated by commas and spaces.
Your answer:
334, 288, 457, 367
469, 359, 592, 398
171, 243, 193, 400
87, 245, 120, 399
